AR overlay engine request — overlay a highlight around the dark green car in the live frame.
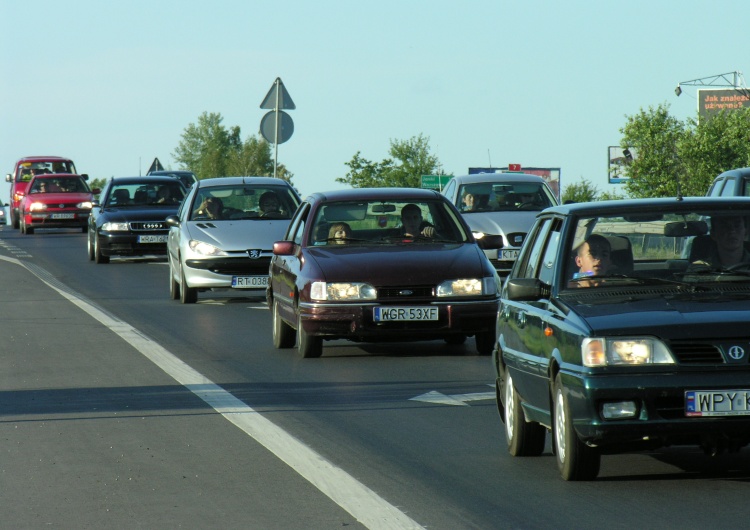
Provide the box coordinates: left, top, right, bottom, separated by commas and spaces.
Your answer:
494, 197, 750, 480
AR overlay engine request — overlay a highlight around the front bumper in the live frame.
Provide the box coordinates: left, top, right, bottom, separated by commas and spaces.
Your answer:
297, 298, 499, 342
561, 368, 750, 450
98, 231, 169, 256
183, 256, 271, 289
25, 211, 88, 230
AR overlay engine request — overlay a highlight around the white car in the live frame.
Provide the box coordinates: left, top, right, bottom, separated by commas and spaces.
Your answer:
166, 176, 301, 303
442, 173, 558, 276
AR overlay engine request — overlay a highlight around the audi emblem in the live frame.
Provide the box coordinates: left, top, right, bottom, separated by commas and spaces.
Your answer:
727, 345, 745, 360
247, 249, 261, 259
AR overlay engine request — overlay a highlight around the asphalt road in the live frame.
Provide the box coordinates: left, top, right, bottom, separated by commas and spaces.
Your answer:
1, 226, 748, 529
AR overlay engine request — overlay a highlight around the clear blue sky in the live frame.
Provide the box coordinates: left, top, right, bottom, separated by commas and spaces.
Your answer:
2, 0, 749, 200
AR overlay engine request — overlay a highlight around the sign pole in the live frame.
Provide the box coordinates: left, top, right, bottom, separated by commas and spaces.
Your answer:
273, 79, 280, 179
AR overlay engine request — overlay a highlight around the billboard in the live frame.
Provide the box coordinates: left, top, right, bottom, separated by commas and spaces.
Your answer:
468, 166, 561, 201
608, 146, 634, 184
698, 88, 750, 119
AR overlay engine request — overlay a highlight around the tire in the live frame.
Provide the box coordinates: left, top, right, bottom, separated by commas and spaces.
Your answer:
94, 236, 110, 264
553, 374, 601, 481
81, 225, 87, 233
179, 265, 197, 304
87, 233, 95, 261
12, 213, 19, 229
297, 314, 322, 358
504, 374, 546, 456
168, 256, 180, 300
475, 330, 495, 356
272, 299, 296, 348
25, 226, 34, 235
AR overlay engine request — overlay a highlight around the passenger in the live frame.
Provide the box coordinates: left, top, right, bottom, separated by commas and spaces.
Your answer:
156, 186, 180, 204
400, 203, 435, 238
328, 222, 352, 244
194, 196, 224, 219
259, 191, 283, 218
699, 215, 750, 268
571, 234, 611, 287
461, 193, 476, 212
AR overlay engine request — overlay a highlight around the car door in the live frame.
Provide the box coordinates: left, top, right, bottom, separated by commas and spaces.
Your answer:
270, 202, 310, 323
501, 216, 563, 414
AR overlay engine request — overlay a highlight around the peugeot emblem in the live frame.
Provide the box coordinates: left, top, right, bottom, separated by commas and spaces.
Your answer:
727, 345, 745, 360
247, 249, 261, 259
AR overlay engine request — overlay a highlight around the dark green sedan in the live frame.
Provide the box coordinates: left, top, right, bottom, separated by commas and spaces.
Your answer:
494, 197, 750, 480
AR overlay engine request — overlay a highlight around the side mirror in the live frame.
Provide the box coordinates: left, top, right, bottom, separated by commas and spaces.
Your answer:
506, 278, 550, 301
5, 174, 11, 183
273, 240, 296, 256
474, 233, 504, 250
165, 215, 180, 227
81, 174, 89, 180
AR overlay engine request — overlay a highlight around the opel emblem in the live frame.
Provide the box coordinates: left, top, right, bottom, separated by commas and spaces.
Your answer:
727, 345, 745, 360
247, 249, 261, 259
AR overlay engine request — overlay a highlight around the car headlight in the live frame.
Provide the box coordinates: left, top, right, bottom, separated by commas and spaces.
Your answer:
29, 202, 47, 212
310, 281, 377, 301
102, 222, 129, 231
437, 277, 497, 297
77, 201, 93, 209
582, 337, 675, 367
189, 240, 227, 256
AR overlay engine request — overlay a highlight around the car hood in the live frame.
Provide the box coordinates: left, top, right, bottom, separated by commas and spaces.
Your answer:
462, 211, 537, 239
570, 294, 750, 339
306, 243, 489, 285
185, 219, 289, 251
26, 192, 92, 203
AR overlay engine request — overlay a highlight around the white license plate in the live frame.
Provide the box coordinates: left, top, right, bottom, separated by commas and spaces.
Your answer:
685, 390, 750, 417
51, 213, 75, 219
138, 235, 167, 243
373, 306, 438, 322
501, 249, 519, 260
232, 276, 269, 288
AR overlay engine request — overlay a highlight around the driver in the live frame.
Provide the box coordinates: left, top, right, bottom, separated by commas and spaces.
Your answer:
259, 191, 283, 218
699, 215, 750, 268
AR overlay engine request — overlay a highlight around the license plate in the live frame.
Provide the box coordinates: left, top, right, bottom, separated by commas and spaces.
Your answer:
685, 390, 750, 417
51, 213, 75, 219
138, 235, 167, 243
501, 249, 519, 260
373, 306, 438, 322
232, 276, 269, 288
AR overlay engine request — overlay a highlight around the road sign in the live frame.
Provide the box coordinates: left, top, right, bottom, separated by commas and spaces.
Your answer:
421, 175, 452, 190
148, 157, 164, 174
260, 110, 294, 145
260, 77, 296, 110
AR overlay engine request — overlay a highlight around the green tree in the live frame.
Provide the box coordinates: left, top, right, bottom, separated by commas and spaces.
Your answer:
620, 104, 685, 198
562, 178, 599, 203
88, 177, 108, 192
337, 134, 441, 188
172, 112, 293, 183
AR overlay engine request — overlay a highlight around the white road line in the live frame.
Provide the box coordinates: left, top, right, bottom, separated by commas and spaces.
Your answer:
3, 254, 424, 530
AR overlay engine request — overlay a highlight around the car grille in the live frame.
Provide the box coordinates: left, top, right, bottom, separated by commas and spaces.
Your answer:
490, 259, 515, 277
130, 221, 167, 231
377, 285, 435, 300
668, 340, 732, 364
208, 257, 271, 276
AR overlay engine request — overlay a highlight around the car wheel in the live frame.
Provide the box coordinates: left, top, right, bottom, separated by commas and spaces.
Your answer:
94, 236, 110, 264
553, 373, 600, 481
297, 314, 322, 358
12, 213, 19, 229
179, 265, 197, 304
168, 256, 180, 300
25, 225, 34, 235
504, 373, 546, 456
87, 233, 95, 261
475, 330, 495, 355
272, 299, 296, 348
81, 225, 87, 233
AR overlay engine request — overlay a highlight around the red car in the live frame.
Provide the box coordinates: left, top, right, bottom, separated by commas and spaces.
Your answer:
5, 156, 79, 229
19, 174, 98, 234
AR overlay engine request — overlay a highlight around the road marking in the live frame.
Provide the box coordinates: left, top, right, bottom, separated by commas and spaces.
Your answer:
5, 255, 424, 530
410, 388, 495, 406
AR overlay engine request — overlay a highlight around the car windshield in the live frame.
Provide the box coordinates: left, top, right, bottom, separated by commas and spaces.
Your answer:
458, 182, 555, 212
29, 177, 89, 193
189, 184, 299, 221
106, 182, 186, 207
18, 160, 76, 181
309, 199, 468, 246
564, 207, 750, 290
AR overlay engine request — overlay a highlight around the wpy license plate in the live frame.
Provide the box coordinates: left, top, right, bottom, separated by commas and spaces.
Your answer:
685, 389, 750, 417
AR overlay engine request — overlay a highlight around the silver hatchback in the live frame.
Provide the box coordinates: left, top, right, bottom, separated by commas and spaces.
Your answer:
166, 176, 301, 303
442, 173, 558, 276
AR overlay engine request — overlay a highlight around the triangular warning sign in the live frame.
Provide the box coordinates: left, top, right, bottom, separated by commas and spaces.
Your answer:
148, 157, 164, 173
260, 78, 296, 110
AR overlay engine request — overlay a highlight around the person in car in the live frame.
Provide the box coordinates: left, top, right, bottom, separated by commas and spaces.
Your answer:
693, 215, 750, 269
571, 234, 611, 287
194, 197, 225, 219
328, 222, 352, 244
259, 191, 283, 218
461, 193, 476, 212
400, 203, 436, 238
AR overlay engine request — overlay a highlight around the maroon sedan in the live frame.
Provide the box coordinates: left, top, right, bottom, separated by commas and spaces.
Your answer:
19, 174, 97, 234
268, 187, 503, 358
